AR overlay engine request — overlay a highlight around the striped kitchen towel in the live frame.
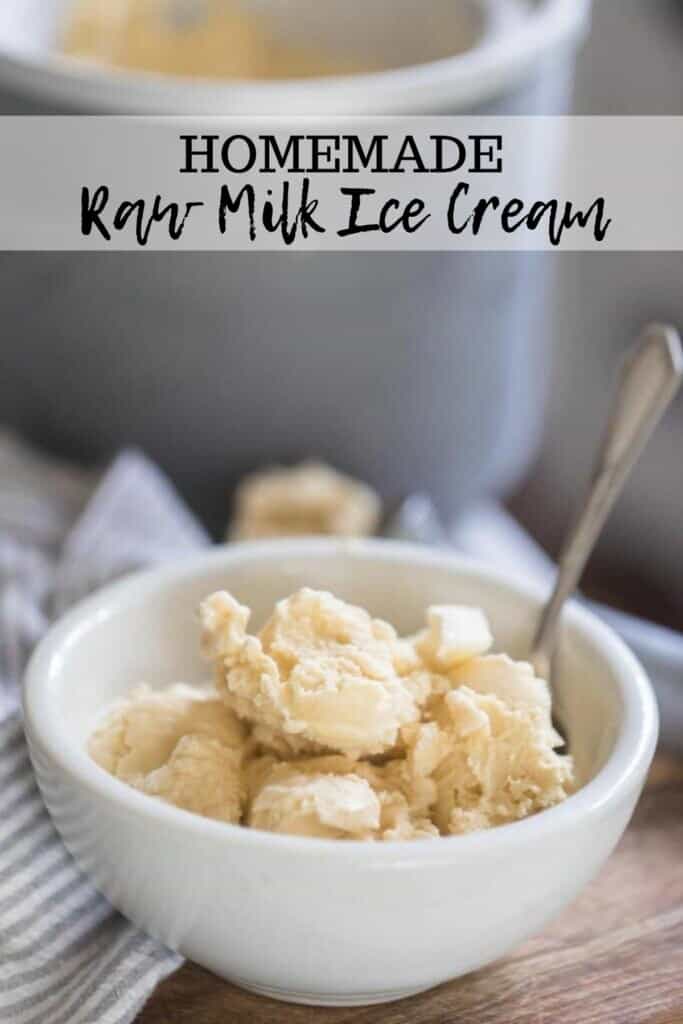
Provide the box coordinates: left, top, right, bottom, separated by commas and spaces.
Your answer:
0, 432, 209, 1024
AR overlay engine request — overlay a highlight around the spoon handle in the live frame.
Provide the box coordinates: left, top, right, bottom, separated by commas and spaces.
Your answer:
531, 323, 683, 680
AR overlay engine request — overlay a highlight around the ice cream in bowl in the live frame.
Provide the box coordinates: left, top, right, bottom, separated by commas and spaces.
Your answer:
22, 539, 657, 1006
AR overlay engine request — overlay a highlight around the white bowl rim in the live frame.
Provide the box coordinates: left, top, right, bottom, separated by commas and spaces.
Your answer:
22, 537, 657, 863
0, 0, 591, 113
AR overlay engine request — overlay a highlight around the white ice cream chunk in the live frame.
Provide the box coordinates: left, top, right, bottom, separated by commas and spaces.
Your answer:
448, 654, 562, 744
88, 684, 245, 823
143, 735, 242, 824
416, 605, 493, 669
230, 461, 381, 540
423, 652, 572, 834
250, 768, 381, 839
247, 755, 438, 840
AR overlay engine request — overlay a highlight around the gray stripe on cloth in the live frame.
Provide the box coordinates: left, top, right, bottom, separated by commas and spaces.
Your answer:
4, 929, 146, 1022
0, 912, 123, 994
0, 850, 71, 916
1, 441, 199, 1023
0, 827, 60, 886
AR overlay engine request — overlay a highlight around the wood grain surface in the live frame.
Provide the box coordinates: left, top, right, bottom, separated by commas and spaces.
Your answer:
139, 753, 683, 1024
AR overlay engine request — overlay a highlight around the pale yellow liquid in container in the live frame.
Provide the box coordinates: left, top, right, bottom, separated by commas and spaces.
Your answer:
62, 0, 377, 79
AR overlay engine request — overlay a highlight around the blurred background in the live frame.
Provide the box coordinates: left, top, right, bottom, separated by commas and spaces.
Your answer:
513, 0, 683, 629
0, 0, 681, 627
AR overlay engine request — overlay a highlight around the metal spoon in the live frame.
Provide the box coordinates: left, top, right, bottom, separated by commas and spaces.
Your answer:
530, 323, 683, 685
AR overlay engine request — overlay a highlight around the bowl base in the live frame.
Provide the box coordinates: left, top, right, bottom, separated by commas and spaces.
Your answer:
234, 979, 434, 1007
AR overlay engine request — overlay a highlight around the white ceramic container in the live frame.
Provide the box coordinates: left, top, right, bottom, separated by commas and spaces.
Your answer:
0, 2, 590, 532
0, 0, 589, 114
23, 539, 657, 1006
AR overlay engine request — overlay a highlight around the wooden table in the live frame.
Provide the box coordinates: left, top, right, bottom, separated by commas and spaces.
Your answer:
140, 752, 683, 1024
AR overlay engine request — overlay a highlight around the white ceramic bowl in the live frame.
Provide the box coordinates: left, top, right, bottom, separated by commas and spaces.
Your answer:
23, 540, 657, 1007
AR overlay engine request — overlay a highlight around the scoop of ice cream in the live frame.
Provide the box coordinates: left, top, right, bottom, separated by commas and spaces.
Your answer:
248, 755, 438, 840
88, 684, 246, 823
142, 735, 243, 823
91, 591, 575, 840
200, 588, 424, 758
249, 765, 381, 839
372, 789, 440, 841
89, 683, 245, 778
448, 654, 562, 744
357, 757, 440, 841
424, 657, 573, 834
230, 461, 381, 540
